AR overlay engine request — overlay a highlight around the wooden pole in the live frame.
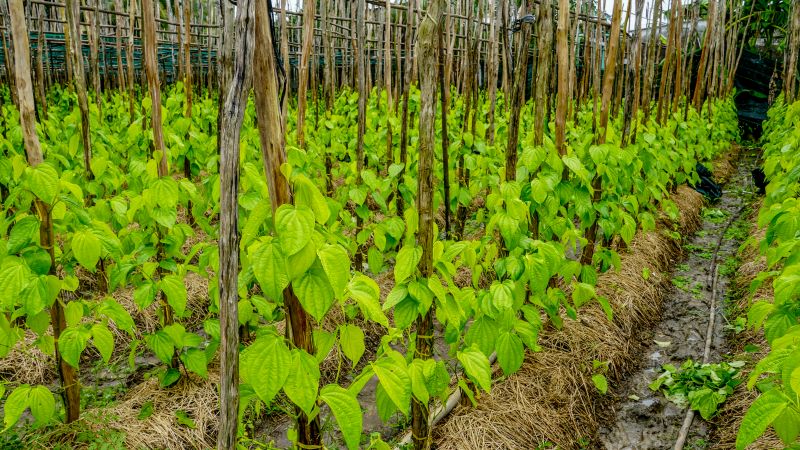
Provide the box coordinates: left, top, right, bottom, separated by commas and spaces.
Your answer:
127, 0, 136, 124
183, 0, 193, 180
505, 0, 533, 181
555, 0, 569, 155
36, 9, 48, 120
141, 0, 168, 178
579, 0, 622, 269
253, 1, 323, 445
692, 0, 716, 109
296, 0, 315, 147
785, 2, 799, 102
280, 0, 289, 128
65, 0, 94, 182
216, 0, 255, 445
89, 0, 101, 116
485, 0, 499, 144
534, 0, 553, 147
114, 0, 126, 89
397, 0, 415, 215
354, 0, 366, 271
9, 0, 81, 424
438, 5, 450, 238
411, 0, 443, 448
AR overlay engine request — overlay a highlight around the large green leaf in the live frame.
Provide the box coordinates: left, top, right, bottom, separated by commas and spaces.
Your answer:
319, 385, 362, 450
250, 239, 290, 301
151, 177, 179, 209
394, 245, 422, 284
458, 346, 492, 392
317, 244, 350, 298
347, 274, 389, 327
0, 258, 31, 309
292, 266, 335, 322
145, 330, 175, 364
772, 406, 800, 445
160, 275, 187, 317
465, 316, 497, 356
339, 324, 365, 366
3, 385, 31, 430
736, 389, 789, 450
283, 349, 320, 416
72, 229, 102, 271
28, 163, 60, 204
496, 332, 524, 375
58, 326, 91, 368
372, 352, 411, 414
91, 324, 114, 364
275, 205, 315, 256
28, 385, 55, 424
97, 298, 135, 335
8, 216, 39, 254
242, 334, 291, 405
293, 175, 331, 224
180, 348, 208, 378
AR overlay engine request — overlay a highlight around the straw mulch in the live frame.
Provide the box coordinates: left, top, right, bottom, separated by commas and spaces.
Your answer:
432, 152, 743, 449
87, 370, 221, 450
711, 207, 782, 450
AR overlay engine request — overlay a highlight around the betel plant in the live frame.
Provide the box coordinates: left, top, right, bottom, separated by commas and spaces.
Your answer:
736, 96, 800, 449
2, 0, 80, 426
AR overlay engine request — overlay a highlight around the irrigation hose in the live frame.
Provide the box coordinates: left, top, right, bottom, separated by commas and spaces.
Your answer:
394, 353, 498, 448
673, 194, 749, 450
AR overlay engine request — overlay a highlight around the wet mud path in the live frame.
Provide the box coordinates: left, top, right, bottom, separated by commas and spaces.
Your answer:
596, 153, 757, 450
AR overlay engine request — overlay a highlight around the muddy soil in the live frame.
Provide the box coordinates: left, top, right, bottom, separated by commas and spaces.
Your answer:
596, 154, 757, 450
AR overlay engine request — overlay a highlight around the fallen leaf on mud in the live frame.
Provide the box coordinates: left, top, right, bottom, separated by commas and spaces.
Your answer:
654, 340, 672, 348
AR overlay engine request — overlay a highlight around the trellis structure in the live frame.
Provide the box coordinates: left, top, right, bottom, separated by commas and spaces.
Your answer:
0, 0, 619, 98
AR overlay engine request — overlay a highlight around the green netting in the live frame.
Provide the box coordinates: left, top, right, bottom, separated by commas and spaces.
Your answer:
0, 32, 217, 80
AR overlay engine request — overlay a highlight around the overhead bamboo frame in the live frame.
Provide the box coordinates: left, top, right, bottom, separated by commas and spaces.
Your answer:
0, 0, 622, 94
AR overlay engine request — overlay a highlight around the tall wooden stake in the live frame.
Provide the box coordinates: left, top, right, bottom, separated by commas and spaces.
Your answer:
296, 0, 316, 147
253, 0, 322, 445
65, 0, 94, 182
411, 0, 443, 448
580, 0, 622, 268
354, 0, 367, 271
217, 0, 255, 446
505, 0, 533, 181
